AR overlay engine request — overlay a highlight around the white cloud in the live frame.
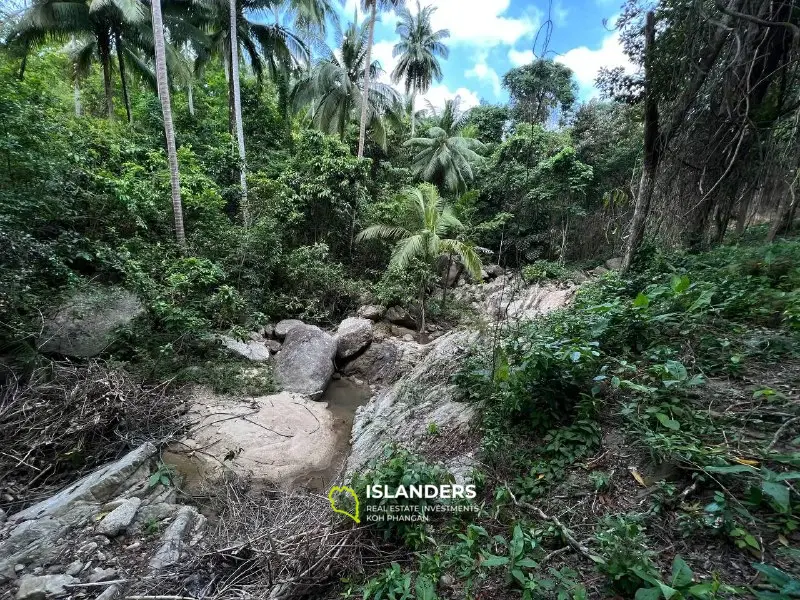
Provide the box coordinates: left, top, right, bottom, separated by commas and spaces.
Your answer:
359, 0, 538, 46
371, 40, 398, 85
419, 84, 480, 112
556, 31, 636, 98
465, 56, 502, 97
507, 48, 534, 67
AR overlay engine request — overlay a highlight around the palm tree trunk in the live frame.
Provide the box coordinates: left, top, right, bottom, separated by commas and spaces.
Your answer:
114, 30, 133, 124
228, 0, 249, 228
418, 276, 427, 334
357, 2, 377, 159
188, 82, 195, 117
411, 90, 416, 136
151, 0, 186, 248
74, 79, 82, 117
98, 29, 115, 119
440, 252, 452, 311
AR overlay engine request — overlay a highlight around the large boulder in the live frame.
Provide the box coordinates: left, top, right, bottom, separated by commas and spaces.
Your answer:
37, 286, 144, 357
274, 324, 336, 398
485, 264, 505, 278
605, 257, 623, 270
357, 305, 386, 321
274, 319, 305, 341
385, 306, 417, 329
219, 335, 271, 362
347, 330, 479, 473
341, 338, 425, 385
168, 390, 339, 486
16, 574, 78, 600
335, 317, 373, 360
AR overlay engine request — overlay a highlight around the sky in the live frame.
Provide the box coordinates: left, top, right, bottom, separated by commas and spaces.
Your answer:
338, 0, 637, 111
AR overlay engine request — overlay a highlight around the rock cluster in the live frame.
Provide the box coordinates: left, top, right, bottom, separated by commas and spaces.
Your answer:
0, 443, 206, 598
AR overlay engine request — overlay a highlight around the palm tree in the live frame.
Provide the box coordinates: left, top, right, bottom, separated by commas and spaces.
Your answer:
405, 97, 484, 194
357, 0, 402, 159
151, 0, 186, 247
391, 1, 448, 136
191, 0, 308, 134
356, 183, 482, 332
228, 0, 248, 226
8, 0, 150, 120
291, 19, 399, 146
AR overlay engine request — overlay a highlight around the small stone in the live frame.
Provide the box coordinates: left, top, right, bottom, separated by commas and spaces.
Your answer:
65, 560, 83, 577
439, 574, 455, 588
402, 334, 414, 342
95, 551, 107, 561
265, 340, 281, 353
605, 257, 623, 270
95, 584, 120, 600
125, 541, 141, 551
97, 497, 141, 537
78, 542, 98, 556
88, 567, 118, 583
14, 564, 24, 573
15, 574, 78, 600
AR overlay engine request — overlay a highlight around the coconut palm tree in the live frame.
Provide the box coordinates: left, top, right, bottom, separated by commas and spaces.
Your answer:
8, 0, 150, 120
227, 0, 248, 226
356, 183, 482, 332
191, 0, 308, 133
151, 0, 186, 247
357, 0, 402, 159
291, 19, 399, 146
391, 1, 448, 136
405, 97, 484, 194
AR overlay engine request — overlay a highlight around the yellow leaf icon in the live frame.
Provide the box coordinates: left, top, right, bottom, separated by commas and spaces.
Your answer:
328, 485, 361, 524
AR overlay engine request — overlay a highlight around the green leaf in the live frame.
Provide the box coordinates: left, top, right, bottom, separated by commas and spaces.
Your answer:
671, 275, 690, 294
512, 568, 526, 585
481, 555, 510, 567
516, 558, 538, 568
635, 587, 662, 600
656, 412, 681, 430
148, 472, 161, 488
671, 555, 693, 588
705, 464, 758, 474
634, 293, 650, 308
761, 481, 791, 512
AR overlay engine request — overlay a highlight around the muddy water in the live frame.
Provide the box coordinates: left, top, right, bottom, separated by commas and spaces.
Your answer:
292, 377, 372, 491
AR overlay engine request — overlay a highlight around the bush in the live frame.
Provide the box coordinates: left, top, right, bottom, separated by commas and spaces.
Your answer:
522, 260, 571, 283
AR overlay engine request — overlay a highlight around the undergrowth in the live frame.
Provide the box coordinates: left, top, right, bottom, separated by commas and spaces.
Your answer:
345, 235, 800, 599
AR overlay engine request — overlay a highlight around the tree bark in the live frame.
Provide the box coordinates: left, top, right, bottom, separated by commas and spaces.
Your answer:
151, 0, 186, 247
622, 11, 658, 272
228, 0, 249, 228
440, 252, 453, 312
114, 29, 133, 124
188, 82, 195, 116
98, 29, 115, 119
357, 2, 377, 159
74, 79, 82, 117
418, 276, 427, 334
411, 90, 416, 136
768, 170, 799, 241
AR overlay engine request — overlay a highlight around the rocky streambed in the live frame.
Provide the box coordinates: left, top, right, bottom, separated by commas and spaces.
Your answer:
0, 272, 580, 599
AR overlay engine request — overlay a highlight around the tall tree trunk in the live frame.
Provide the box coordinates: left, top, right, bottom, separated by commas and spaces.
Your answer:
622, 12, 658, 272
768, 170, 799, 241
98, 30, 115, 119
74, 79, 82, 117
418, 276, 427, 335
188, 82, 195, 117
228, 0, 249, 228
224, 53, 234, 135
114, 30, 133, 124
411, 90, 416, 136
357, 2, 377, 159
440, 252, 453, 312
151, 0, 186, 247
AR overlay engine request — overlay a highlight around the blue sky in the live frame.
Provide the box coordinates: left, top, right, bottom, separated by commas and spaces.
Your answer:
339, 0, 635, 109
